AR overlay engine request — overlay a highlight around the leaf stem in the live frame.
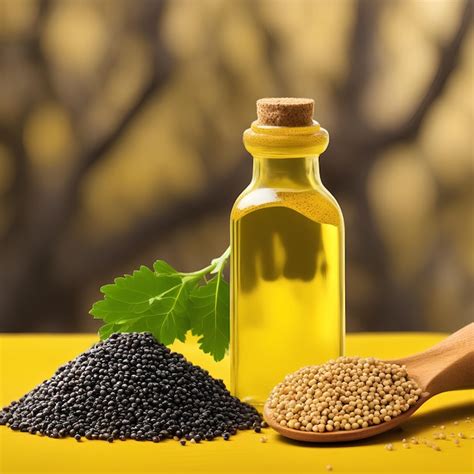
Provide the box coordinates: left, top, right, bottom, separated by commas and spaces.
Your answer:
178, 246, 230, 279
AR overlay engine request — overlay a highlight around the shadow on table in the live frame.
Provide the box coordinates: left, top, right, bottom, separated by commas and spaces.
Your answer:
274, 401, 474, 448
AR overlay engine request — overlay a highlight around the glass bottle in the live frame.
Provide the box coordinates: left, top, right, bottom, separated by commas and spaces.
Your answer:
230, 98, 344, 408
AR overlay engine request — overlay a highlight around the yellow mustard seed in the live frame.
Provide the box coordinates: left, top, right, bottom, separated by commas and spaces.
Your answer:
268, 357, 420, 434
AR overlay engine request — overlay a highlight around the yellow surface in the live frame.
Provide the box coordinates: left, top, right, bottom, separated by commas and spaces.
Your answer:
0, 333, 473, 474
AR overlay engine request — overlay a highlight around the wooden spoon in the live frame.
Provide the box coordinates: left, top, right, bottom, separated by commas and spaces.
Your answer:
264, 323, 474, 442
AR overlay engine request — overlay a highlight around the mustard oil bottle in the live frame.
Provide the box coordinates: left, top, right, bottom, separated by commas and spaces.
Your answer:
230, 98, 344, 408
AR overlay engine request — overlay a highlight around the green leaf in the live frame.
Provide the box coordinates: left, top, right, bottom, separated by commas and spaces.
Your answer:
90, 247, 231, 359
91, 265, 196, 345
98, 322, 117, 340
153, 260, 177, 275
190, 272, 230, 362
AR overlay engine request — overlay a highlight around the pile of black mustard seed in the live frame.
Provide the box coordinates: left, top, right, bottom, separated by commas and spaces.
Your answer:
0, 332, 262, 443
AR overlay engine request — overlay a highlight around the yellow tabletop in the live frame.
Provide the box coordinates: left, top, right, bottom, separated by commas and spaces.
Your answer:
0, 333, 472, 474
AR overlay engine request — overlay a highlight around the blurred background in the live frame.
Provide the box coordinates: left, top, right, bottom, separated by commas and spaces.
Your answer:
0, 0, 472, 334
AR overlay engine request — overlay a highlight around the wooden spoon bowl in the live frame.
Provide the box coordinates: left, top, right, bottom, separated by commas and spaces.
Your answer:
264, 324, 474, 442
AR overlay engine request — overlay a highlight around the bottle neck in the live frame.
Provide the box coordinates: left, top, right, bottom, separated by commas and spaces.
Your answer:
251, 156, 322, 190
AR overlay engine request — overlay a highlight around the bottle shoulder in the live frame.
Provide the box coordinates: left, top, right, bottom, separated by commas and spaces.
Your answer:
231, 185, 343, 227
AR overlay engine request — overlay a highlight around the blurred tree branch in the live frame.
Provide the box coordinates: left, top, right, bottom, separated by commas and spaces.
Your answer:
337, 0, 381, 128
328, 0, 473, 330
0, 121, 29, 245
53, 0, 295, 285
0, 0, 52, 246
373, 0, 473, 149
71, 0, 171, 181
251, 0, 289, 93
59, 0, 310, 285
70, 67, 169, 186
0, 0, 173, 330
326, 0, 391, 329
61, 159, 249, 284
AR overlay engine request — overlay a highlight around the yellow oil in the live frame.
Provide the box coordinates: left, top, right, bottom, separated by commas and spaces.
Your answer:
231, 193, 344, 407
230, 118, 344, 408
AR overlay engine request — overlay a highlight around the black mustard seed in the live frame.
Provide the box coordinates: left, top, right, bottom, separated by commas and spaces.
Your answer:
0, 332, 261, 442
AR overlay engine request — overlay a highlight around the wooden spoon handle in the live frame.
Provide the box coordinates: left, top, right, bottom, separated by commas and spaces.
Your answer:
397, 323, 474, 396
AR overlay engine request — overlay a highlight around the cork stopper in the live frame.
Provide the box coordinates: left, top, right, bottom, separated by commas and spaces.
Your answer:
256, 98, 314, 127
